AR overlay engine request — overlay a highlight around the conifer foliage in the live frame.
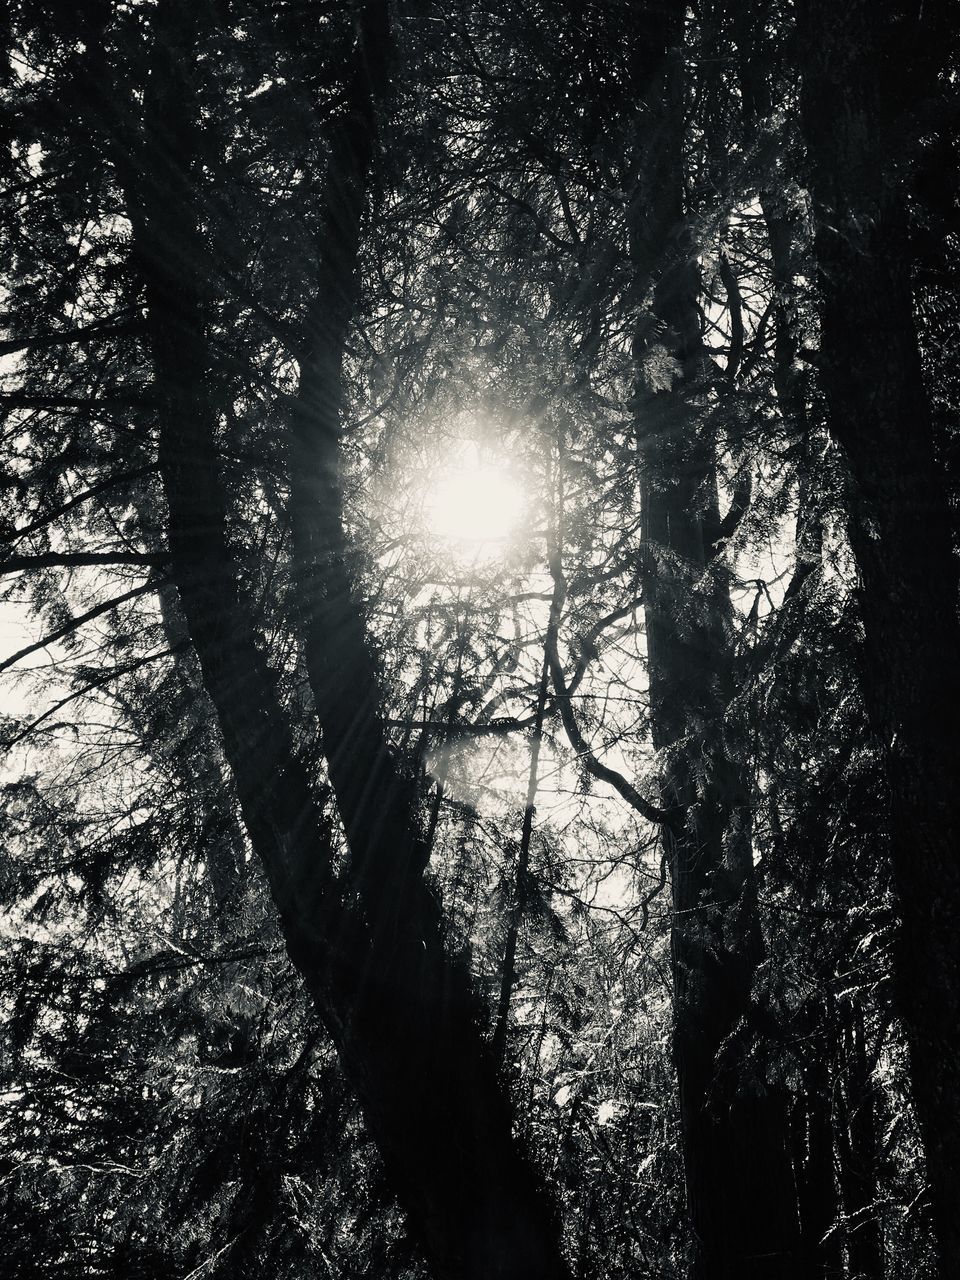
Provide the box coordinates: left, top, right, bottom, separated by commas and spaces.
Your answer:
1, 2, 956, 1278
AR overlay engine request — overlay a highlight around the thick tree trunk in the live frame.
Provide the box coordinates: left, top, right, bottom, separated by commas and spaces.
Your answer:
628, 9, 802, 1277
797, 6, 960, 1274
639, 367, 801, 1279
110, 6, 571, 1279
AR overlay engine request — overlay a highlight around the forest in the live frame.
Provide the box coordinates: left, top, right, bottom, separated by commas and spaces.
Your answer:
0, 1, 958, 1277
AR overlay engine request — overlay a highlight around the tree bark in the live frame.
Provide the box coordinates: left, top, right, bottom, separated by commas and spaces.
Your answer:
628, 6, 802, 1276
796, 5, 960, 1274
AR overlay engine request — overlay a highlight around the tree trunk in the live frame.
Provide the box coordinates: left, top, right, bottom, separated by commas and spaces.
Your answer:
492, 647, 550, 1063
110, 5, 571, 1278
791, 1013, 841, 1280
628, 7, 802, 1277
796, 6, 960, 1274
834, 1003, 884, 1280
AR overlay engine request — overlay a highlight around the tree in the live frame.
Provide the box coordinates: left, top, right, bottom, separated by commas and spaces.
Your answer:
796, 4, 960, 1273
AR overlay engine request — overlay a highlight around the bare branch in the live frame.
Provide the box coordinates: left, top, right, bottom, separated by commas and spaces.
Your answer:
1, 550, 167, 575
2, 467, 153, 545
0, 577, 164, 673
0, 313, 137, 358
546, 551, 673, 828
2, 643, 188, 750
567, 594, 646, 699
386, 713, 537, 739
719, 251, 745, 383
0, 392, 147, 413
712, 469, 753, 551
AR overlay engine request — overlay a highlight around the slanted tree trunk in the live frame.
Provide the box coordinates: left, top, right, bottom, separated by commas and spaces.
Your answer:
107, 5, 571, 1278
491, 646, 550, 1064
796, 5, 960, 1274
627, 6, 802, 1276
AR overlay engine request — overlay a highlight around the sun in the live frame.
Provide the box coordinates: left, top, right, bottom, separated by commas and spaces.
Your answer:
423, 446, 526, 555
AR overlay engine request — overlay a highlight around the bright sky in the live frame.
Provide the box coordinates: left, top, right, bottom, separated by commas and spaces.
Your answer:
0, 600, 40, 721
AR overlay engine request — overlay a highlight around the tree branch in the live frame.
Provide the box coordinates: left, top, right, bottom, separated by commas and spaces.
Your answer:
546, 549, 673, 828
2, 467, 153, 544
0, 577, 163, 673
0, 312, 137, 357
566, 594, 646, 699
711, 469, 753, 551
2, 643, 187, 750
719, 251, 744, 383
0, 550, 167, 575
0, 392, 146, 413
